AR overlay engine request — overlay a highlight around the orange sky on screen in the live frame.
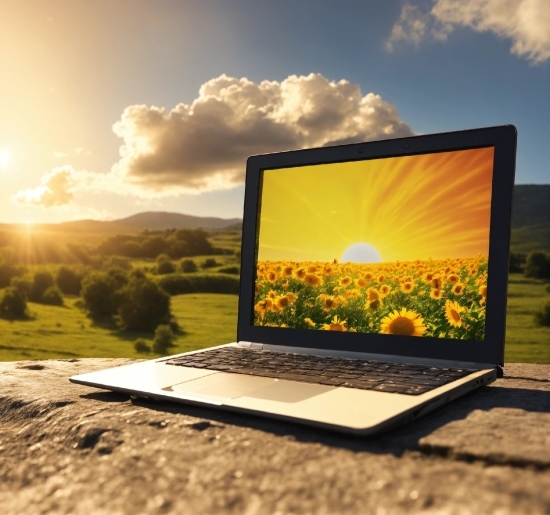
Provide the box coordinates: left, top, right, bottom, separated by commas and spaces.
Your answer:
257, 147, 494, 262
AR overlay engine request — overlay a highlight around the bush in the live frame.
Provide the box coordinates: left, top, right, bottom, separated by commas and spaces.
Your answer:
0, 287, 28, 319
56, 266, 84, 295
29, 270, 55, 302
180, 259, 198, 273
157, 273, 240, 295
534, 299, 550, 327
134, 339, 151, 354
118, 276, 171, 332
509, 252, 525, 273
218, 266, 239, 275
0, 259, 26, 288
201, 258, 220, 269
103, 256, 133, 271
524, 251, 550, 280
10, 276, 31, 298
41, 286, 64, 306
152, 324, 175, 354
156, 254, 176, 275
81, 271, 121, 320
546, 283, 550, 294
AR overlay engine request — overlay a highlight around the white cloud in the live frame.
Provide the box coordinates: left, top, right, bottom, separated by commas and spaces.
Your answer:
53, 151, 66, 158
112, 73, 414, 194
387, 0, 550, 64
15, 73, 414, 206
14, 166, 75, 207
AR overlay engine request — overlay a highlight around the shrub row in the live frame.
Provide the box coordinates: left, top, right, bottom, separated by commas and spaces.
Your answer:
157, 273, 240, 295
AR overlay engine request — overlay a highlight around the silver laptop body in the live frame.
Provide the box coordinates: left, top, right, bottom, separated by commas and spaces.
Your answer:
71, 125, 517, 435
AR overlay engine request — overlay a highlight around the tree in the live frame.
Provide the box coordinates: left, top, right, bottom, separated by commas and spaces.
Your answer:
134, 339, 151, 354
524, 251, 550, 280
29, 270, 55, 302
156, 254, 176, 275
180, 259, 198, 273
0, 286, 28, 319
81, 271, 121, 320
56, 266, 83, 295
41, 286, 64, 306
152, 324, 175, 354
534, 300, 550, 327
118, 275, 171, 331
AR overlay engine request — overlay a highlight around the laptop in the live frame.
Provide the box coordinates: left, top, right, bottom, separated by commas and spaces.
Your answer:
70, 125, 517, 435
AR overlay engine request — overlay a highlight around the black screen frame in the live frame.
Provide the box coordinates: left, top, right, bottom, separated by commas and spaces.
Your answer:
237, 125, 517, 366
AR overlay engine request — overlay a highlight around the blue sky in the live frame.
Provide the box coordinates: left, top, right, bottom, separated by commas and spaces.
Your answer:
0, 0, 548, 223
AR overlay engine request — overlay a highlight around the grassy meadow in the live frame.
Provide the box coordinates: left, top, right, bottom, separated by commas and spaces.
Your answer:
0, 294, 238, 362
0, 218, 548, 364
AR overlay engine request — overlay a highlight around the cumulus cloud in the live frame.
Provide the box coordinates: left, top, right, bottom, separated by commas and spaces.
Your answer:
15, 73, 414, 205
387, 0, 550, 64
14, 166, 75, 207
112, 73, 414, 194
53, 151, 66, 158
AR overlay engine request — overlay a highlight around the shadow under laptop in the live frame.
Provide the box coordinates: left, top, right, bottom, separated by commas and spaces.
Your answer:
80, 381, 549, 456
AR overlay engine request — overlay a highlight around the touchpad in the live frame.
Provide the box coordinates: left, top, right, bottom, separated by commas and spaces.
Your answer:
166, 373, 275, 399
164, 373, 328, 402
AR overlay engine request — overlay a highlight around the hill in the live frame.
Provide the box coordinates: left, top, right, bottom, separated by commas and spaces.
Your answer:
511, 185, 550, 229
116, 212, 242, 230
510, 184, 550, 253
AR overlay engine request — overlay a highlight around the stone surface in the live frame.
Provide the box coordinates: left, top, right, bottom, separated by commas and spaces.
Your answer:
1, 359, 549, 515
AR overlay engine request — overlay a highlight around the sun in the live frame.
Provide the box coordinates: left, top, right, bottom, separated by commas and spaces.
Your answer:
0, 149, 11, 168
341, 242, 382, 263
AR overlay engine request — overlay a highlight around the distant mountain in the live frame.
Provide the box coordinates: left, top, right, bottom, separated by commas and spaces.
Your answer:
115, 211, 242, 231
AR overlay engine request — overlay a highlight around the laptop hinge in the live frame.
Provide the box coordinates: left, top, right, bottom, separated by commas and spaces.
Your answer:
238, 341, 264, 350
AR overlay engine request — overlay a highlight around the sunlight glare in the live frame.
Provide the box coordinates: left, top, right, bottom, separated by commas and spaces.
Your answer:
0, 149, 11, 168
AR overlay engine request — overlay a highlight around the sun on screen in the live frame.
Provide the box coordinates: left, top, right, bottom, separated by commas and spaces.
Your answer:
341, 243, 381, 263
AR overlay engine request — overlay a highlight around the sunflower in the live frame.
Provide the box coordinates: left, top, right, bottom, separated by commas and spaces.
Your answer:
294, 268, 307, 279
380, 284, 391, 296
282, 266, 294, 277
322, 315, 348, 332
366, 299, 381, 310
380, 308, 426, 336
430, 277, 443, 290
452, 283, 465, 295
275, 295, 290, 310
254, 298, 274, 317
378, 275, 385, 283
445, 300, 465, 327
267, 271, 277, 282
304, 273, 323, 287
340, 276, 352, 287
355, 278, 368, 288
318, 294, 339, 311
304, 317, 316, 328
367, 288, 380, 302
479, 285, 487, 305
430, 288, 443, 300
401, 281, 414, 293
447, 274, 459, 284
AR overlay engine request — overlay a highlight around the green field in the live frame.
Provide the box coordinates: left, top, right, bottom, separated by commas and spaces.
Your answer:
0, 275, 548, 363
0, 294, 238, 362
504, 274, 550, 363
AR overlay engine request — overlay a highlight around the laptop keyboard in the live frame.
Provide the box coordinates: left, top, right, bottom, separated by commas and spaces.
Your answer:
162, 347, 476, 395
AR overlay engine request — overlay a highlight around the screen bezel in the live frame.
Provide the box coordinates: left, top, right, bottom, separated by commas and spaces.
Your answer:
237, 125, 516, 366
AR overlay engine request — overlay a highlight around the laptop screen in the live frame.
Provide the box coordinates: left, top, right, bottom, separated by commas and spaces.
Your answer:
253, 146, 494, 342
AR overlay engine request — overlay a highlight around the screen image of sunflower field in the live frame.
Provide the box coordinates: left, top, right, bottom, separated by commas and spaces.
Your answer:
254, 147, 494, 341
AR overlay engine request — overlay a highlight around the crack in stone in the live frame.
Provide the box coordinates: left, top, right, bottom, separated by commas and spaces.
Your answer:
417, 442, 550, 471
